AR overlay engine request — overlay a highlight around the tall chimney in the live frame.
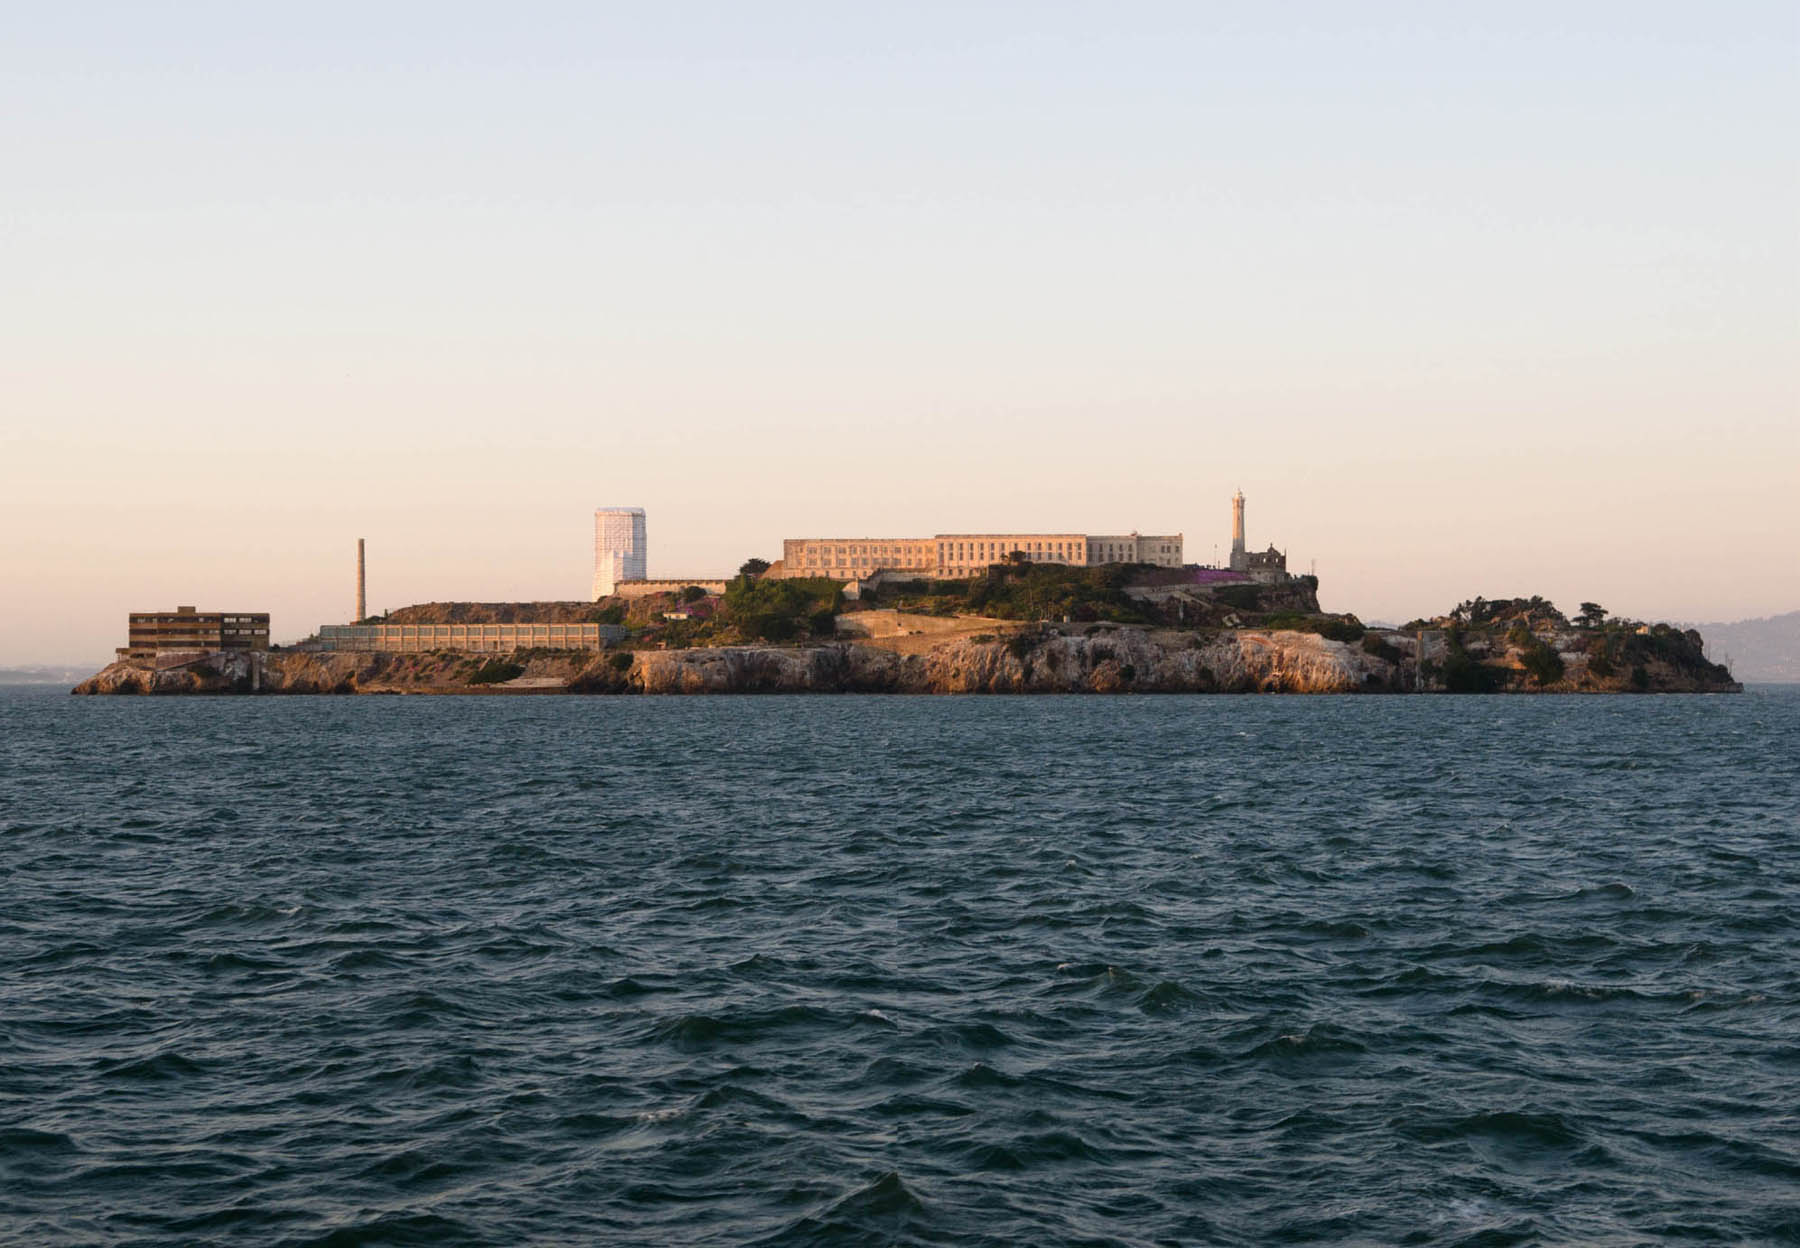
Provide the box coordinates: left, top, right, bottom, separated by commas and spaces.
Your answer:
1229, 490, 1247, 572
355, 538, 366, 622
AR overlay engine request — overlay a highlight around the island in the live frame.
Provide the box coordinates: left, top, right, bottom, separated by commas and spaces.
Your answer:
74, 565, 1739, 695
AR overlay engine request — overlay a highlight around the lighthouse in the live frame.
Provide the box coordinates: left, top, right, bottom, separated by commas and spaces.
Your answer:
1229, 490, 1247, 572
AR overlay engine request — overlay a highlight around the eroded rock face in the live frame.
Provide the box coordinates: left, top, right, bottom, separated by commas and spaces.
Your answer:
628, 629, 1385, 694
70, 624, 1737, 696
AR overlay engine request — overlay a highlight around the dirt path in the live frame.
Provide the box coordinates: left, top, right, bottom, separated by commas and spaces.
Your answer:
835, 610, 1022, 656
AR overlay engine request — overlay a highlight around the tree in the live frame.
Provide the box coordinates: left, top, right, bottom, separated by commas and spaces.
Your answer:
738, 557, 771, 578
1577, 602, 1608, 629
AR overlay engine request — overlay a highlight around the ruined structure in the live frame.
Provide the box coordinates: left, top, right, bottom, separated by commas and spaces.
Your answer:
1227, 490, 1289, 583
117, 607, 270, 659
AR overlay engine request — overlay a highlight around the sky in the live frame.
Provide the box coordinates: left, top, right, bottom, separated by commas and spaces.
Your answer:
2, 2, 1795, 664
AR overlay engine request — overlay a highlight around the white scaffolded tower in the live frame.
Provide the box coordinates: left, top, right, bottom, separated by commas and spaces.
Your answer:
592, 507, 648, 600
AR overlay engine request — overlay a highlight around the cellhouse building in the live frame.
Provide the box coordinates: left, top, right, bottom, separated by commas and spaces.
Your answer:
592, 507, 648, 600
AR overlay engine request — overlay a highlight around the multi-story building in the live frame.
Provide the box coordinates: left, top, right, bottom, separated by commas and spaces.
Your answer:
776, 531, 1183, 581
592, 507, 648, 600
119, 607, 270, 658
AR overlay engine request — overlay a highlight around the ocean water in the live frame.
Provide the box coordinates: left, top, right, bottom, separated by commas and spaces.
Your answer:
2, 687, 1797, 1247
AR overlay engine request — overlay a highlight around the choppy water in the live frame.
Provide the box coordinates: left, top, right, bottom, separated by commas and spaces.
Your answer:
2, 687, 1798, 1246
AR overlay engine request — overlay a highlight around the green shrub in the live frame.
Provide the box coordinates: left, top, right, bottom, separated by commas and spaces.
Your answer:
608, 651, 634, 672
1442, 651, 1503, 693
1452, 595, 1567, 628
1265, 612, 1364, 643
1631, 664, 1651, 691
1441, 629, 1504, 693
723, 575, 841, 643
1362, 634, 1403, 664
1519, 639, 1565, 686
953, 563, 1149, 625
1214, 584, 1263, 611
468, 658, 525, 685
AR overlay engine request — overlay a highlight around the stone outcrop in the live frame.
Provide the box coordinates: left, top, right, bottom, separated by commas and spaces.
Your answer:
72, 623, 1738, 696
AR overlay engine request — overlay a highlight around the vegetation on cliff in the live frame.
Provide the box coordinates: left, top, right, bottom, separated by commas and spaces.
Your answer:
88, 579, 1740, 698
866, 563, 1153, 624
1398, 597, 1737, 693
859, 562, 1327, 630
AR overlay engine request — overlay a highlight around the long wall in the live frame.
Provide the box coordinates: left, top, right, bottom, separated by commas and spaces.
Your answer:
612, 579, 729, 600
314, 623, 624, 653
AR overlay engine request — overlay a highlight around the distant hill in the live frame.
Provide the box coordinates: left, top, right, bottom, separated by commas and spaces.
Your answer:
0, 665, 97, 685
1693, 611, 1800, 683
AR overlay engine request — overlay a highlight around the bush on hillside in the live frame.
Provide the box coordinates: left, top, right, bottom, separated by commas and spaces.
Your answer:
1441, 628, 1505, 693
467, 658, 525, 685
1519, 638, 1566, 686
1362, 634, 1403, 664
1213, 584, 1264, 612
1265, 612, 1365, 643
723, 575, 842, 644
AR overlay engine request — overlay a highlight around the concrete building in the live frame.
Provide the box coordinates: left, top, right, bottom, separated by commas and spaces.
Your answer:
119, 607, 270, 658
593, 507, 648, 600
314, 622, 624, 653
775, 531, 1183, 581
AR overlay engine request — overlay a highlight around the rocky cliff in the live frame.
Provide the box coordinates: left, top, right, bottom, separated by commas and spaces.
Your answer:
71, 623, 1740, 696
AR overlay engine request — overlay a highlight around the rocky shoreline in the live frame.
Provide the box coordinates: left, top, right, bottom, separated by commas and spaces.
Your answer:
73, 624, 1741, 696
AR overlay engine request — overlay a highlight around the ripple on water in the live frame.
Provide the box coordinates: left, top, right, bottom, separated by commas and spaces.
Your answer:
1, 690, 1796, 1246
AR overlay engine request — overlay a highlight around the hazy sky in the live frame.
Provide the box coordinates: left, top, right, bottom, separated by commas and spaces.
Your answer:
3, 2, 1795, 664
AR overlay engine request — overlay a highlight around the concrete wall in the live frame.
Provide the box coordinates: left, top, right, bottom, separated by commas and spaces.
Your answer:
314, 623, 625, 653
613, 579, 728, 600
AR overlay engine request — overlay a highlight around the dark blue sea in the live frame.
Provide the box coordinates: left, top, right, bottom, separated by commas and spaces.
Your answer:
2, 688, 1797, 1247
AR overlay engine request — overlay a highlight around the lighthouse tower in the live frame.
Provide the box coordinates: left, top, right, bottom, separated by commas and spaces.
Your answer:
1229, 490, 1248, 572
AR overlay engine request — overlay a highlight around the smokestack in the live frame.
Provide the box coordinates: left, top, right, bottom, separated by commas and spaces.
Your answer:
1229, 490, 1247, 572
355, 538, 366, 622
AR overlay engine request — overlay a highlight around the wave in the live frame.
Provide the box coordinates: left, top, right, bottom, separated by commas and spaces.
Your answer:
753, 1172, 929, 1247
649, 1006, 841, 1051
